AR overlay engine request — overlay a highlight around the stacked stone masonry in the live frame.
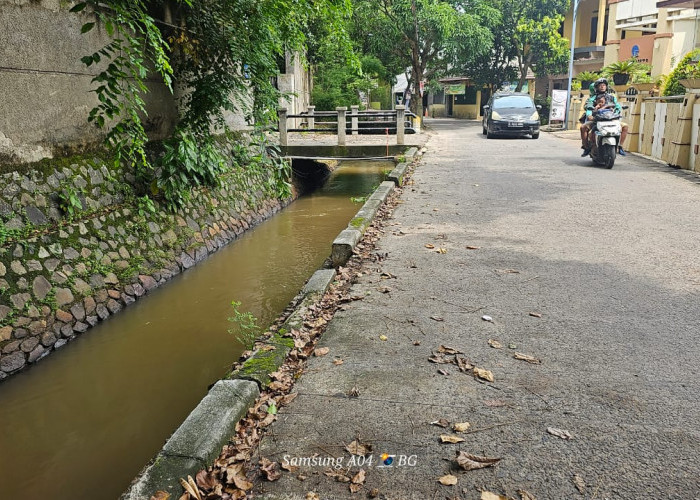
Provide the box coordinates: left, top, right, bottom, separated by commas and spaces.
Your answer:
0, 156, 291, 380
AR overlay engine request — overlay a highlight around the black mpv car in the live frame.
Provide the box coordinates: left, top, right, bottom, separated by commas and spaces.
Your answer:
482, 92, 541, 139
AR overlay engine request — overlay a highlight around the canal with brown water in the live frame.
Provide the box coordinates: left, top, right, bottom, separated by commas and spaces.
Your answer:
0, 160, 393, 500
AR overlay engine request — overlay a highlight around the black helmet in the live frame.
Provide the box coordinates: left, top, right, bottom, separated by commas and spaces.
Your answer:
593, 78, 609, 93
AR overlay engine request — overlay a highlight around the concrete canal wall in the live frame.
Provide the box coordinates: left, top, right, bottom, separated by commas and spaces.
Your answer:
0, 141, 295, 380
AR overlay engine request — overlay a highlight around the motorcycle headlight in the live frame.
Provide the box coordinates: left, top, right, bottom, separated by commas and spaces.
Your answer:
491, 111, 502, 120
530, 111, 539, 121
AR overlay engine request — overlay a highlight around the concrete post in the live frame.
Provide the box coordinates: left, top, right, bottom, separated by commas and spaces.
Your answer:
279, 108, 288, 147
336, 107, 347, 146
351, 105, 359, 135
307, 105, 315, 130
396, 105, 405, 145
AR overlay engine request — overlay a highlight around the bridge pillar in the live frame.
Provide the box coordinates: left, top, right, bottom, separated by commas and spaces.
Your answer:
396, 105, 405, 145
351, 105, 359, 135
279, 108, 288, 147
336, 107, 347, 146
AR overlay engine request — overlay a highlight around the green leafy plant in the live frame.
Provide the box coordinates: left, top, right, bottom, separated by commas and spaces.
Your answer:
228, 300, 261, 348
56, 185, 84, 218
135, 195, 156, 217
663, 49, 700, 96
575, 71, 600, 84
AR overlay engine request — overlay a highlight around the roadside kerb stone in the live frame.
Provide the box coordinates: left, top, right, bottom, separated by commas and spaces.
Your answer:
301, 269, 336, 297
331, 229, 362, 267
387, 147, 419, 186
122, 379, 259, 500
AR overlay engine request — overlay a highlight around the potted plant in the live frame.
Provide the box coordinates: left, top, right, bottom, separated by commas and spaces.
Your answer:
603, 58, 646, 86
575, 71, 600, 90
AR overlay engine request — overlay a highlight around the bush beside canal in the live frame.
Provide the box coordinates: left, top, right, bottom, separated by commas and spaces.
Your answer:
0, 137, 295, 380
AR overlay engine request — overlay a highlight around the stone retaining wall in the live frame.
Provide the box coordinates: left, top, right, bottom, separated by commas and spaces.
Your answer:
0, 153, 293, 380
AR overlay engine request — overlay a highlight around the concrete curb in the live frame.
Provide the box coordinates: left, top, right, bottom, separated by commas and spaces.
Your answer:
122, 379, 259, 500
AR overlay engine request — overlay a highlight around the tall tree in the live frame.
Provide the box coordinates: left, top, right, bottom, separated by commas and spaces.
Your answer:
353, 0, 495, 118
460, 0, 569, 91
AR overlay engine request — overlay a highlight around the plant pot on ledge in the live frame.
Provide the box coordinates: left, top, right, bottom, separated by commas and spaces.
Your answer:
612, 73, 630, 86
679, 79, 700, 90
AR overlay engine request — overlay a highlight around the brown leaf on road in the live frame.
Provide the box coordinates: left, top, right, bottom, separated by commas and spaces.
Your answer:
333, 358, 344, 365
547, 427, 573, 440
281, 461, 298, 472
438, 345, 462, 354
324, 469, 350, 482
430, 418, 450, 428
349, 483, 363, 493
378, 286, 392, 293
488, 339, 503, 349
260, 457, 281, 481
484, 399, 508, 407
313, 347, 330, 357
529, 312, 542, 318
425, 243, 436, 249
232, 474, 253, 491
436, 248, 448, 254
466, 245, 480, 250
195, 470, 218, 491
495, 269, 520, 274
573, 474, 586, 493
351, 469, 366, 485
456, 356, 474, 372
413, 340, 421, 346
514, 352, 541, 364
440, 434, 465, 443
430, 315, 444, 322
438, 474, 458, 486
437, 368, 450, 376
481, 492, 510, 500
259, 413, 276, 427
345, 439, 372, 456
473, 367, 495, 382
428, 353, 452, 364
455, 451, 502, 471
276, 392, 298, 407
150, 492, 170, 500
305, 493, 320, 500
179, 477, 202, 500
518, 490, 537, 500
453, 422, 471, 432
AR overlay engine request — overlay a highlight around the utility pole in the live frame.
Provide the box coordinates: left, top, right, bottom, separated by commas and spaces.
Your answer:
564, 0, 580, 130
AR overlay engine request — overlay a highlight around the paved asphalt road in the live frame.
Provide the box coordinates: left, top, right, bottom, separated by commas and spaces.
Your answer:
255, 119, 700, 500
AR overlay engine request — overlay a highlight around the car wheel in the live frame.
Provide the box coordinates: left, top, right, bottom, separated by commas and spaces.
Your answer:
486, 129, 494, 139
482, 125, 487, 135
531, 132, 540, 139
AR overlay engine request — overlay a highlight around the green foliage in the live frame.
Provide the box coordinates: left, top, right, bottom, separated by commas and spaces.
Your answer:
228, 300, 261, 348
135, 195, 156, 217
73, 0, 346, 209
57, 185, 84, 218
575, 71, 600, 83
662, 49, 700, 96
534, 94, 551, 124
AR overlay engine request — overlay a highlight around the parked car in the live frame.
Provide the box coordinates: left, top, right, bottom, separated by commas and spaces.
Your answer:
482, 92, 541, 139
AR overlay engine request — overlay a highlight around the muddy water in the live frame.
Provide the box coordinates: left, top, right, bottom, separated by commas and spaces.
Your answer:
0, 161, 392, 500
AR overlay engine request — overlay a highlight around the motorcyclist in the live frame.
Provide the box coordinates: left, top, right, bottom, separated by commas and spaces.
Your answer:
580, 78, 628, 157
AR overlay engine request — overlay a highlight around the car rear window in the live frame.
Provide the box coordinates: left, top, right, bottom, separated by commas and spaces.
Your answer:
492, 96, 535, 110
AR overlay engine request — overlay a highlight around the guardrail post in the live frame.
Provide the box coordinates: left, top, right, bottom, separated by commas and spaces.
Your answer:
336, 107, 347, 146
351, 105, 359, 135
396, 105, 405, 145
307, 105, 315, 130
279, 108, 288, 147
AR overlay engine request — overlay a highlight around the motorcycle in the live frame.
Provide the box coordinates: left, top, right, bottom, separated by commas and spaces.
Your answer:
587, 108, 623, 169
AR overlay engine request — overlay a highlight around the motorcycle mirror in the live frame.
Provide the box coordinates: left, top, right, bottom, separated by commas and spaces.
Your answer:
536, 105, 542, 110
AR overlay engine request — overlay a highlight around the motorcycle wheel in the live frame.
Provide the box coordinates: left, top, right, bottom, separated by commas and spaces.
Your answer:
601, 144, 616, 169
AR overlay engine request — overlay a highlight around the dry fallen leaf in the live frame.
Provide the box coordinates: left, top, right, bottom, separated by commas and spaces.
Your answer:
277, 392, 298, 407
313, 347, 330, 357
431, 418, 450, 428
473, 367, 495, 382
438, 345, 462, 354
368, 488, 379, 498
519, 490, 537, 500
547, 427, 573, 440
179, 476, 202, 500
453, 422, 471, 432
455, 451, 502, 471
324, 469, 350, 483
440, 434, 465, 444
351, 469, 366, 484
438, 474, 458, 486
456, 356, 473, 372
573, 474, 586, 493
379, 334, 388, 341
260, 457, 281, 481
466, 246, 480, 250
333, 358, 345, 366
150, 492, 170, 500
430, 316, 444, 322
484, 399, 508, 408
413, 340, 421, 346
488, 339, 503, 349
305, 493, 320, 500
481, 492, 509, 500
437, 368, 450, 376
514, 352, 541, 364
232, 475, 253, 491
437, 248, 448, 254
425, 243, 436, 249
529, 312, 542, 318
349, 483, 362, 493
345, 439, 372, 456
281, 461, 298, 472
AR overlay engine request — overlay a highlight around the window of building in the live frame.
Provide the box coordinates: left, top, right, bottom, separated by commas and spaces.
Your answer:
590, 15, 598, 44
